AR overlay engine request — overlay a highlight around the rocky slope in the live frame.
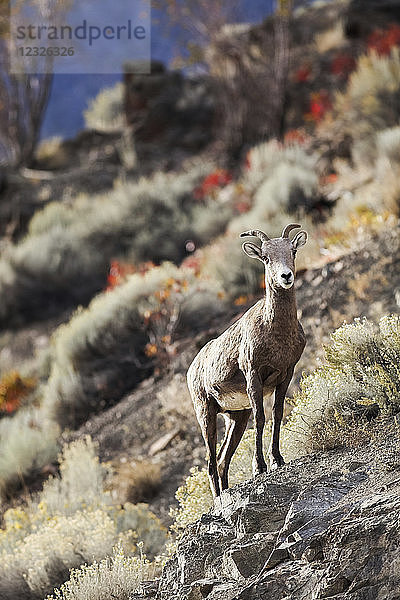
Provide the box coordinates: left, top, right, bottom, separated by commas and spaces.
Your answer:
64, 224, 399, 524
153, 415, 400, 600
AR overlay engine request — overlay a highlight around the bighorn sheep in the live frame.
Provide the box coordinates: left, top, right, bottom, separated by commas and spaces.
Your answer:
187, 224, 307, 498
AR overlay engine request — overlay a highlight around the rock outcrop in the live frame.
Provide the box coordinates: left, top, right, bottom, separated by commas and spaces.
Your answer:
152, 418, 400, 599
124, 61, 214, 153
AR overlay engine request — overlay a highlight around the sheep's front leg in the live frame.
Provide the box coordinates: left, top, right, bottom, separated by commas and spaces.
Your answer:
245, 371, 268, 476
269, 366, 294, 470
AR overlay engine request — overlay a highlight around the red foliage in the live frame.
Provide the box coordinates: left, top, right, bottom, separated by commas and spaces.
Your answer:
143, 275, 193, 361
320, 173, 338, 186
368, 24, 400, 56
284, 128, 310, 146
106, 260, 154, 290
294, 65, 312, 83
305, 90, 332, 122
193, 168, 233, 199
330, 53, 356, 77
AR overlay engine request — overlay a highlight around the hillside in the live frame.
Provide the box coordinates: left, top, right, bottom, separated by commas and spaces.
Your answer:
69, 224, 399, 524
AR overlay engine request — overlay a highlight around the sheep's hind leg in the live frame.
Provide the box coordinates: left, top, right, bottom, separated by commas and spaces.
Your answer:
195, 397, 221, 498
217, 409, 251, 491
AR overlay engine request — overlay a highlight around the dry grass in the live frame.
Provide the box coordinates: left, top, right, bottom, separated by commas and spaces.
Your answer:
307, 413, 371, 453
334, 48, 400, 143
109, 460, 162, 504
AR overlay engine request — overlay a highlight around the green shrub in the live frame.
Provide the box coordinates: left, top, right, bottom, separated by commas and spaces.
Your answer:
243, 141, 318, 201
84, 82, 125, 133
42, 262, 224, 428
0, 165, 231, 324
171, 467, 212, 531
283, 315, 400, 459
39, 437, 107, 515
190, 201, 235, 246
334, 48, 400, 153
0, 407, 59, 498
0, 509, 129, 598
202, 143, 319, 299
110, 503, 167, 560
231, 157, 317, 238
0, 437, 166, 600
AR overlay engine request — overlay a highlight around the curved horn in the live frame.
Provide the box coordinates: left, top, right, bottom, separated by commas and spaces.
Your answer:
281, 223, 301, 238
239, 229, 270, 242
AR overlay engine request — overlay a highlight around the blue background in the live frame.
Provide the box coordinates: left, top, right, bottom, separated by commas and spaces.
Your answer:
41, 0, 275, 140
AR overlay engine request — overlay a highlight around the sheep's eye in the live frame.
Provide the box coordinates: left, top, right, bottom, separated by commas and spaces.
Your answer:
292, 249, 297, 258
263, 256, 270, 264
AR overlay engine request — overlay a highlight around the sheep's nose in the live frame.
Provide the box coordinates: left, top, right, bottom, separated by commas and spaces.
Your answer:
281, 272, 292, 281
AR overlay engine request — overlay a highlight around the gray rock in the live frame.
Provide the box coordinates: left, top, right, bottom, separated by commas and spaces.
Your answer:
156, 435, 400, 600
223, 533, 277, 579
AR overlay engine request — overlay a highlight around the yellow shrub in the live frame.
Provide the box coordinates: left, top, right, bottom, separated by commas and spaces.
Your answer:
0, 437, 167, 599
283, 315, 400, 459
45, 544, 153, 600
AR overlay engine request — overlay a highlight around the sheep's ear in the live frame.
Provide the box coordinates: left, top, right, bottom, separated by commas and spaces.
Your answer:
292, 230, 308, 250
242, 242, 263, 261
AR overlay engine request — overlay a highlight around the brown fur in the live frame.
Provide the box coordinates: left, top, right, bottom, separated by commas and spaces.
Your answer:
187, 225, 307, 497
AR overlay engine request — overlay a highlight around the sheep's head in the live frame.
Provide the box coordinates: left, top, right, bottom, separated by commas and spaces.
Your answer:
240, 224, 307, 290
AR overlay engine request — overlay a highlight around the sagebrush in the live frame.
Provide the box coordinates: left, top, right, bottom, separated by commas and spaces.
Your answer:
283, 315, 400, 458
45, 544, 153, 600
0, 407, 59, 498
334, 48, 400, 160
0, 165, 231, 324
84, 82, 125, 133
0, 437, 166, 600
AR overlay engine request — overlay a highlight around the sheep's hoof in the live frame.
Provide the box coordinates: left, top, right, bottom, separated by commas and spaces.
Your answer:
253, 461, 268, 476
269, 456, 285, 471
